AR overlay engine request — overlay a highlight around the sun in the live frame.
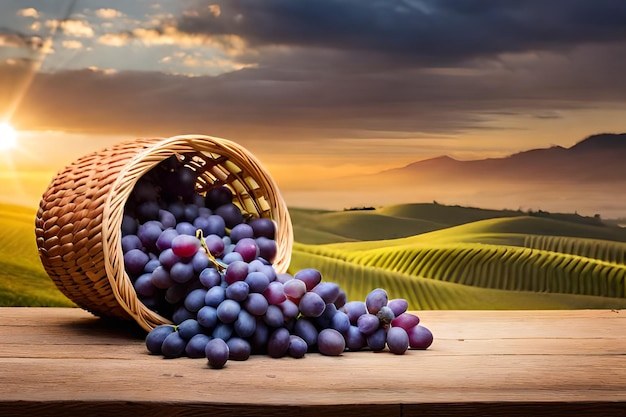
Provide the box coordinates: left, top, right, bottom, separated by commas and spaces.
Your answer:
0, 122, 18, 150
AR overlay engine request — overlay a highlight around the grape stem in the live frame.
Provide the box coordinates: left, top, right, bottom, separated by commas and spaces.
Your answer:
196, 229, 227, 272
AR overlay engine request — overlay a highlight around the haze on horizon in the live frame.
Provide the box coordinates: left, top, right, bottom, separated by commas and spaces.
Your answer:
1, 0, 626, 216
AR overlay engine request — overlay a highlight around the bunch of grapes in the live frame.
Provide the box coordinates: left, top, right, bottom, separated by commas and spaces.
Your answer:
121, 155, 433, 369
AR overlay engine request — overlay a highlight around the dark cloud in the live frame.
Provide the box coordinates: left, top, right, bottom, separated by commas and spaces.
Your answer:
177, 0, 626, 65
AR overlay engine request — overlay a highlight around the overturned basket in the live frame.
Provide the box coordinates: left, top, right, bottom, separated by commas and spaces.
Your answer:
35, 134, 293, 331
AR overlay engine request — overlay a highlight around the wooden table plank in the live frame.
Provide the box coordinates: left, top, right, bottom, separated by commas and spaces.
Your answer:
0, 307, 625, 417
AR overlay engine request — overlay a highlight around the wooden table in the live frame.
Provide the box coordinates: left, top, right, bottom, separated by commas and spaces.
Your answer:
0, 307, 624, 417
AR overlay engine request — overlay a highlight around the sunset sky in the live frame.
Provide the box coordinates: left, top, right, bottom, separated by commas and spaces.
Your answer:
1, 0, 626, 211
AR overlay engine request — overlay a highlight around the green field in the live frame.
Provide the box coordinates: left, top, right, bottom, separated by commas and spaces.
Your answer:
2, 201, 626, 310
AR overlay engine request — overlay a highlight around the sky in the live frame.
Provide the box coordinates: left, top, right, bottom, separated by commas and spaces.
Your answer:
1, 0, 626, 211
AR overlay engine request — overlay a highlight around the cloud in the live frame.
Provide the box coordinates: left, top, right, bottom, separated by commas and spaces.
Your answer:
46, 18, 95, 38
94, 8, 124, 19
17, 8, 40, 19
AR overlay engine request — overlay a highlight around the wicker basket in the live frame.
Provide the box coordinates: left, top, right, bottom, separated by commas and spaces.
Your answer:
35, 134, 293, 331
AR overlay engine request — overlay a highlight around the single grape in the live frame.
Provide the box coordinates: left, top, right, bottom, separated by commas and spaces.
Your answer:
244, 293, 269, 316
299, 292, 326, 318
227, 337, 251, 361
124, 248, 149, 276
230, 223, 254, 242
224, 260, 249, 285
226, 281, 250, 302
283, 278, 307, 301
216, 299, 241, 324
311, 282, 341, 304
250, 319, 269, 353
158, 248, 181, 269
191, 249, 210, 273
185, 333, 212, 358
245, 271, 270, 293
357, 313, 380, 336
134, 273, 157, 297
183, 204, 199, 223
158, 209, 177, 229
334, 290, 347, 309
387, 298, 409, 317
222, 251, 243, 264
172, 306, 195, 324
184, 288, 208, 312
205, 186, 233, 210
171, 234, 201, 257
145, 324, 175, 354
121, 234, 142, 253
233, 237, 259, 263
170, 261, 195, 283
294, 268, 322, 291
293, 317, 318, 347
365, 288, 388, 315
234, 309, 256, 338
177, 319, 203, 340
197, 306, 218, 329
387, 326, 410, 355
161, 331, 187, 358
317, 329, 345, 356
267, 327, 290, 358
343, 301, 367, 325
344, 325, 366, 351
199, 267, 222, 289
215, 203, 243, 229
167, 200, 186, 222
193, 215, 212, 235
248, 217, 276, 239
255, 237, 277, 263
204, 286, 226, 307
137, 220, 163, 251
263, 281, 286, 305
165, 283, 187, 304
315, 303, 337, 329
331, 311, 351, 334
288, 335, 308, 359
212, 323, 234, 341
206, 338, 229, 368
175, 221, 197, 236
391, 313, 420, 331
144, 258, 161, 273
121, 214, 138, 236
263, 304, 284, 328
204, 215, 226, 237
136, 200, 160, 222
278, 299, 299, 320
366, 328, 387, 351
407, 325, 433, 349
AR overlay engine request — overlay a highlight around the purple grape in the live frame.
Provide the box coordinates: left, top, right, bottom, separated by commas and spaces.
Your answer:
263, 304, 284, 328
124, 248, 149, 276
198, 206, 212, 217
215, 203, 243, 229
226, 281, 250, 302
279, 299, 299, 320
137, 220, 163, 250
183, 204, 199, 223
311, 282, 341, 304
407, 325, 433, 349
283, 278, 307, 301
170, 261, 195, 283
250, 319, 269, 353
205, 186, 233, 210
233, 237, 259, 263
293, 317, 318, 347
158, 209, 177, 229
234, 309, 256, 338
317, 329, 345, 356
204, 286, 226, 307
203, 234, 225, 257
276, 272, 293, 284
184, 288, 208, 312
171, 234, 200, 257
204, 215, 226, 237
144, 258, 161, 273
177, 318, 203, 340
365, 288, 388, 314
121, 234, 142, 253
298, 292, 326, 318
288, 335, 308, 359
244, 293, 269, 316
255, 237, 277, 263
244, 271, 270, 293
344, 325, 366, 351
158, 248, 181, 269
185, 333, 211, 358
145, 324, 175, 354
206, 338, 229, 368
267, 327, 290, 358
376, 306, 395, 326
388, 298, 409, 317
175, 221, 196, 236
199, 268, 222, 289
211, 323, 233, 341
357, 313, 380, 336
343, 301, 367, 324
366, 328, 387, 351
133, 178, 159, 202
136, 200, 160, 222
121, 214, 138, 236
197, 306, 218, 329
167, 200, 186, 222
222, 251, 243, 264
193, 215, 212, 235
191, 250, 210, 273
227, 337, 251, 361
248, 217, 276, 239
161, 331, 187, 358
151, 266, 174, 289
334, 289, 347, 309
165, 283, 187, 304
391, 313, 420, 331
387, 326, 410, 354
224, 260, 249, 285
172, 306, 195, 324
315, 303, 337, 329
216, 299, 241, 324
259, 264, 277, 282
230, 223, 254, 242
331, 311, 350, 334
155, 228, 179, 251
263, 281, 286, 305
134, 273, 157, 297
294, 268, 322, 291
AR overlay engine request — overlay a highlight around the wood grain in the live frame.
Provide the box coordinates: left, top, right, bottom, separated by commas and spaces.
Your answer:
0, 307, 624, 417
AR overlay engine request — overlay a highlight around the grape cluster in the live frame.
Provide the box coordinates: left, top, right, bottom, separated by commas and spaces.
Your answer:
121, 155, 433, 369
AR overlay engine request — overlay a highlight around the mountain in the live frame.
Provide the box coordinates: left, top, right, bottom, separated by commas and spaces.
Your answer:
379, 133, 626, 183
